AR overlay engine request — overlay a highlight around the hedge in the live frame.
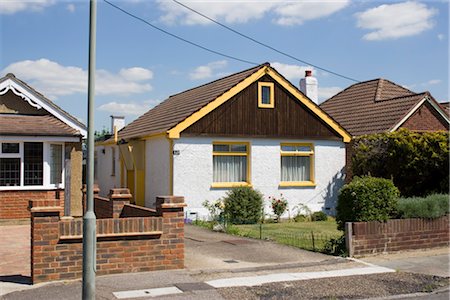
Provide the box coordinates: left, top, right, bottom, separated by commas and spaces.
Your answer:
397, 194, 449, 219
352, 129, 449, 197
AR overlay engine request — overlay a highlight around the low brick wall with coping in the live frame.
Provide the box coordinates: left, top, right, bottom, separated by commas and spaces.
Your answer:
29, 189, 185, 284
345, 216, 449, 257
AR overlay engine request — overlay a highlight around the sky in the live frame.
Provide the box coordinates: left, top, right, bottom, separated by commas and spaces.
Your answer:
1, 0, 448, 132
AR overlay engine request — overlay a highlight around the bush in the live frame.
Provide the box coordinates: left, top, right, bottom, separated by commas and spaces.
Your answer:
352, 129, 449, 197
322, 235, 347, 257
311, 211, 328, 221
336, 176, 400, 231
223, 186, 263, 224
269, 195, 288, 222
397, 194, 449, 219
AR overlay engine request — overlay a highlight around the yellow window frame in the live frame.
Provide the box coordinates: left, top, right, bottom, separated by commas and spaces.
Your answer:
279, 143, 315, 187
258, 82, 275, 108
211, 141, 251, 188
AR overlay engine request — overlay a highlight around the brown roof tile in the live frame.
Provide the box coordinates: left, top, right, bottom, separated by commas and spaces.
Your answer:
118, 64, 265, 140
0, 114, 80, 137
319, 79, 429, 136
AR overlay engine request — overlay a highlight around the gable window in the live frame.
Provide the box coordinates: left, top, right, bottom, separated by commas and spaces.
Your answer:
280, 143, 315, 187
258, 82, 274, 108
212, 142, 250, 187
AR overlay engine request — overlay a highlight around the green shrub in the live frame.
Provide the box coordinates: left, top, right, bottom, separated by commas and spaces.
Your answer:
352, 129, 449, 197
336, 176, 400, 231
397, 194, 449, 219
293, 214, 309, 222
311, 211, 328, 221
322, 235, 347, 257
223, 186, 263, 224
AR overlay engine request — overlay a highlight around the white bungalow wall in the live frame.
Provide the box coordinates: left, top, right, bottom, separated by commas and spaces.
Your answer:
173, 137, 345, 220
95, 145, 121, 197
145, 136, 170, 207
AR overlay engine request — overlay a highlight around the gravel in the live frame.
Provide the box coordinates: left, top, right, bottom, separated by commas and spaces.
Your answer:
217, 272, 449, 300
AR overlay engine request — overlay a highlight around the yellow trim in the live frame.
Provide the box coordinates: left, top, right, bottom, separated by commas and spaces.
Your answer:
95, 140, 115, 146
212, 141, 251, 187
119, 156, 124, 187
280, 142, 315, 185
167, 68, 268, 139
166, 65, 351, 143
279, 181, 316, 187
258, 82, 275, 108
211, 182, 252, 188
168, 138, 174, 195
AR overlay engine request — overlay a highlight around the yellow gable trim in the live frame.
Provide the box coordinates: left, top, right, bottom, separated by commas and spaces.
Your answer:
166, 65, 351, 143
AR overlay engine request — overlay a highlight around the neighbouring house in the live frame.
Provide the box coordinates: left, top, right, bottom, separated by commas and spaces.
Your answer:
0, 73, 86, 219
95, 63, 351, 218
319, 78, 449, 136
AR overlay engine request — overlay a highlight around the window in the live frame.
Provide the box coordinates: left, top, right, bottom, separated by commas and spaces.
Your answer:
2, 143, 19, 154
258, 82, 274, 108
212, 142, 250, 187
280, 143, 315, 187
0, 158, 20, 186
50, 144, 63, 185
24, 142, 43, 186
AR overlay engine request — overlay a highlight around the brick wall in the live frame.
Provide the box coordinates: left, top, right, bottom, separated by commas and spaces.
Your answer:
29, 192, 186, 284
402, 101, 449, 131
0, 189, 64, 219
346, 216, 449, 257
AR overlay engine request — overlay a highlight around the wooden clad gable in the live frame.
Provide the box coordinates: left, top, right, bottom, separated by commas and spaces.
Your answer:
183, 75, 341, 140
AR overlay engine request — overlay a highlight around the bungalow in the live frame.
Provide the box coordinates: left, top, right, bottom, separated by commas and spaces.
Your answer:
95, 63, 351, 218
0, 73, 86, 219
319, 78, 450, 136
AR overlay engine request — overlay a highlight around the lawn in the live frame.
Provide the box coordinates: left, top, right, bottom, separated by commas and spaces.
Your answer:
230, 220, 342, 252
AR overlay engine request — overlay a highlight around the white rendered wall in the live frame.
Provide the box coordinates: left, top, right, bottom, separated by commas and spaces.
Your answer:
173, 137, 345, 220
145, 137, 170, 208
94, 145, 121, 197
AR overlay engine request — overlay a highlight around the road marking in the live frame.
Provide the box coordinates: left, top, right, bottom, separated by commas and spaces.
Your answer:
113, 286, 183, 299
206, 266, 395, 288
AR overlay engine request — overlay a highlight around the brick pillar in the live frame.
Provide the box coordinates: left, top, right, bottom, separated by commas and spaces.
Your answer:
109, 188, 132, 218
156, 196, 186, 269
29, 200, 63, 284
82, 184, 100, 214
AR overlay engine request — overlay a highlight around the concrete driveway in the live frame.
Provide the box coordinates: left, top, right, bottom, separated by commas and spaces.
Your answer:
0, 225, 30, 279
184, 224, 333, 271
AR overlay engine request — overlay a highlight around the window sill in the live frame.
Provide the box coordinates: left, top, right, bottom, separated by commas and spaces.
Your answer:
279, 181, 316, 187
0, 185, 63, 191
211, 182, 252, 188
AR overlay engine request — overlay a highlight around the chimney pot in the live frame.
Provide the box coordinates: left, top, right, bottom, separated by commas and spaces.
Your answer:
305, 70, 312, 77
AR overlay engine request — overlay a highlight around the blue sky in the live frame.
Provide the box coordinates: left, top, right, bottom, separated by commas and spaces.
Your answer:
1, 0, 448, 131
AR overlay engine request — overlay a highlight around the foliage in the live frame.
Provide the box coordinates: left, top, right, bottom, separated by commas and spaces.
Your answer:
202, 199, 225, 223
223, 186, 263, 224
269, 195, 288, 222
323, 235, 347, 257
292, 203, 312, 222
94, 127, 111, 141
351, 129, 449, 197
336, 176, 400, 231
397, 194, 449, 219
311, 211, 328, 222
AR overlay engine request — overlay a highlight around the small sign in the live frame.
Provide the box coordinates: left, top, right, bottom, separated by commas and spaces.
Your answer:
173, 150, 180, 155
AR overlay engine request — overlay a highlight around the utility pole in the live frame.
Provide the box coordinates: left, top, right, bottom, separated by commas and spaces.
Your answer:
82, 0, 97, 299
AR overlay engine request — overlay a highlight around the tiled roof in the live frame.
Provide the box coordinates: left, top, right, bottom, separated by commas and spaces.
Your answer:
0, 114, 81, 136
319, 78, 431, 136
439, 102, 450, 116
118, 64, 265, 140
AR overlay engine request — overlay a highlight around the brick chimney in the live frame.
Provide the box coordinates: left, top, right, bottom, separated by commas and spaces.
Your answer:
299, 70, 318, 104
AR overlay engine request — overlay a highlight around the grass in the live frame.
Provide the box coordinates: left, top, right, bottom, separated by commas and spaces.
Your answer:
230, 219, 342, 252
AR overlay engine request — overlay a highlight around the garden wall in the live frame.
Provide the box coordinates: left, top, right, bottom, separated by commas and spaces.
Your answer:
346, 216, 449, 257
29, 190, 185, 284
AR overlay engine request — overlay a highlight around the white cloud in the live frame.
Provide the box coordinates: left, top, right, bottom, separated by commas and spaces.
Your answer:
1, 59, 153, 99
271, 62, 315, 82
355, 1, 437, 41
157, 0, 349, 26
66, 3, 75, 13
424, 79, 442, 86
0, 0, 55, 15
98, 99, 160, 116
318, 87, 342, 102
189, 60, 227, 80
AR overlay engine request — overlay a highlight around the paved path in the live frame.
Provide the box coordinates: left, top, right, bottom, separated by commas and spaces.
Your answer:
0, 225, 30, 278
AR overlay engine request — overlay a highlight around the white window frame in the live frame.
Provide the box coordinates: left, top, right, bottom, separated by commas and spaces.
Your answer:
0, 140, 65, 190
